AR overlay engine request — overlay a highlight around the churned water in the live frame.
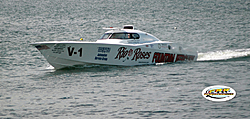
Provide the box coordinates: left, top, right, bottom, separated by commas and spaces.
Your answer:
1, 0, 250, 118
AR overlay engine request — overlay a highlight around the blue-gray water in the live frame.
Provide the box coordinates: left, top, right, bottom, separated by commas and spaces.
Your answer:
1, 0, 250, 118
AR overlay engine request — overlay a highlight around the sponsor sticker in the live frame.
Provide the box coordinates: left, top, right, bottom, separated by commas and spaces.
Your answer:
202, 85, 236, 102
98, 47, 111, 53
94, 47, 110, 61
114, 47, 151, 62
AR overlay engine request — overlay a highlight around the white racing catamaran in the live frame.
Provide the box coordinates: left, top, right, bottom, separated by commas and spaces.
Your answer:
30, 25, 197, 69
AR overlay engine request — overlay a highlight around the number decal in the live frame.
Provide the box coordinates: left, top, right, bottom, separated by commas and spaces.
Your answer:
67, 46, 82, 57
78, 48, 82, 57
68, 47, 75, 56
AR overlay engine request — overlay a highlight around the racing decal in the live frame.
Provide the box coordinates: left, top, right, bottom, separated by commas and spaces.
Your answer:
175, 54, 195, 61
97, 54, 107, 57
114, 47, 133, 60
132, 48, 151, 61
98, 47, 111, 53
67, 46, 83, 57
52, 44, 66, 54
95, 54, 108, 61
114, 47, 151, 61
95, 47, 110, 61
152, 52, 175, 63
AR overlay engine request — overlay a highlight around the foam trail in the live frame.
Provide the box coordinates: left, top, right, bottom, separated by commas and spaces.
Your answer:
197, 48, 250, 61
46, 65, 55, 69
155, 63, 165, 65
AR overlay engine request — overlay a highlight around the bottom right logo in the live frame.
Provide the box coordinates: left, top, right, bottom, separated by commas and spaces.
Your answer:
202, 85, 236, 102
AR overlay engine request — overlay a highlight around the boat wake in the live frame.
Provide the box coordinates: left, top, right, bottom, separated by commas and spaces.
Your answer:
197, 48, 250, 61
46, 65, 55, 70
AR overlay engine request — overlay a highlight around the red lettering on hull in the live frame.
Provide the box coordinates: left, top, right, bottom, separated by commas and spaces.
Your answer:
175, 54, 195, 62
152, 52, 175, 63
152, 52, 195, 63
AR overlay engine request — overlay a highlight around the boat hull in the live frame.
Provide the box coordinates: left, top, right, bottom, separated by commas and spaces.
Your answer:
30, 41, 197, 69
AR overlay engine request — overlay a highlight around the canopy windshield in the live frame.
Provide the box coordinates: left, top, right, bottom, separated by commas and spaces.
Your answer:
100, 33, 140, 39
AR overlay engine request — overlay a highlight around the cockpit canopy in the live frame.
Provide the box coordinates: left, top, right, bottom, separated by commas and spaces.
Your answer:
100, 33, 140, 39
100, 31, 160, 42
98, 25, 160, 44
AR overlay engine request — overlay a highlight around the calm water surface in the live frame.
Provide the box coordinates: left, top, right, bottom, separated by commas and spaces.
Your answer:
1, 0, 250, 118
